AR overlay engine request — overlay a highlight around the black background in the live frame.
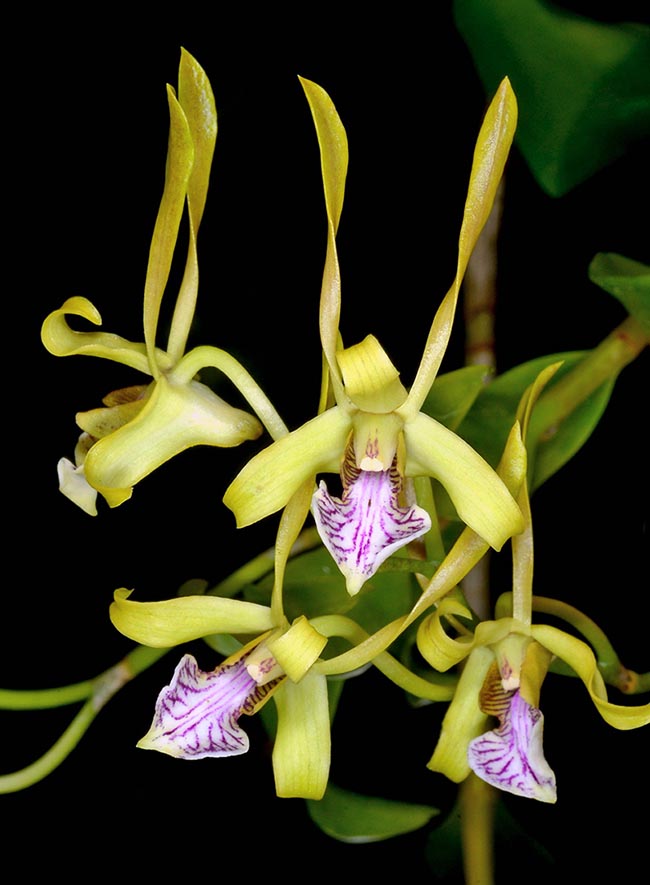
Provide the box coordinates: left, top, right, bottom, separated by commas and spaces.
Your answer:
5, 5, 648, 880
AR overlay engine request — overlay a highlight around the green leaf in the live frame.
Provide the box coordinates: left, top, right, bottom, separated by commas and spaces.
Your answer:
307, 782, 439, 843
457, 353, 615, 489
244, 546, 418, 631
454, 0, 650, 196
589, 253, 650, 336
421, 365, 490, 430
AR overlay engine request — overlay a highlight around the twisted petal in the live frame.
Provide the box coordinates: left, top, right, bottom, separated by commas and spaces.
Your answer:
85, 373, 262, 508
312, 449, 430, 595
404, 78, 518, 416
532, 624, 650, 729
223, 406, 351, 527
41, 297, 158, 374
404, 411, 524, 550
299, 77, 348, 405
468, 689, 557, 803
138, 649, 283, 759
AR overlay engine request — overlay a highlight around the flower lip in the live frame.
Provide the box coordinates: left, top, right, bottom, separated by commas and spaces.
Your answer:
468, 686, 557, 804
311, 440, 431, 595
137, 647, 284, 760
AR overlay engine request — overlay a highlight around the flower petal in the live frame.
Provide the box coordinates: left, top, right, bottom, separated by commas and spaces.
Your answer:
272, 670, 331, 799
41, 297, 157, 374
532, 623, 650, 729
138, 650, 283, 760
85, 374, 262, 507
299, 77, 349, 404
223, 406, 351, 527
312, 447, 431, 595
57, 456, 98, 517
468, 689, 557, 803
403, 78, 518, 417
404, 411, 524, 550
428, 645, 494, 783
143, 86, 194, 374
110, 589, 274, 647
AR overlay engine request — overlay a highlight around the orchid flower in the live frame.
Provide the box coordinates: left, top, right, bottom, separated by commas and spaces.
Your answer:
41, 50, 285, 514
110, 588, 331, 799
418, 366, 650, 802
224, 77, 524, 594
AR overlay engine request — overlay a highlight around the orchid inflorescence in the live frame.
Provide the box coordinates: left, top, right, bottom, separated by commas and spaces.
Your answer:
14, 48, 648, 819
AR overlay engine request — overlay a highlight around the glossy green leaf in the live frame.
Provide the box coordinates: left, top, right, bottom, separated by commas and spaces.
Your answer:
457, 352, 614, 489
420, 365, 490, 430
307, 782, 439, 843
589, 253, 650, 336
454, 0, 650, 196
245, 546, 417, 633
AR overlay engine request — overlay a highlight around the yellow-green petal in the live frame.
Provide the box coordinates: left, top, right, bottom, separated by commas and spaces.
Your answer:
267, 616, 327, 683
404, 411, 524, 550
417, 598, 476, 672
428, 645, 494, 782
143, 86, 195, 375
272, 670, 331, 799
299, 76, 349, 404
166, 49, 218, 362
223, 406, 352, 527
41, 297, 156, 374
110, 589, 274, 647
84, 374, 262, 508
337, 335, 408, 413
404, 78, 518, 417
532, 624, 650, 729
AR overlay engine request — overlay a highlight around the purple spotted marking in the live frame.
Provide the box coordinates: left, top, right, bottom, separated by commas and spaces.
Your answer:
468, 689, 557, 803
138, 652, 282, 760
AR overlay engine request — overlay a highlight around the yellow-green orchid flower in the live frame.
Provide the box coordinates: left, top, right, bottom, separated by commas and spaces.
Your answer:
41, 50, 285, 514
110, 588, 331, 799
418, 367, 650, 803
108, 478, 457, 798
223, 77, 524, 594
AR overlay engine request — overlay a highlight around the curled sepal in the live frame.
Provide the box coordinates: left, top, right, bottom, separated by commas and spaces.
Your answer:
272, 670, 331, 799
110, 588, 274, 647
85, 374, 262, 508
532, 624, 650, 729
417, 598, 476, 672
468, 669, 557, 804
41, 297, 156, 374
138, 643, 284, 760
312, 442, 431, 595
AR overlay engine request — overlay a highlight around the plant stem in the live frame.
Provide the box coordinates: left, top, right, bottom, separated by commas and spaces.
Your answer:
460, 774, 497, 885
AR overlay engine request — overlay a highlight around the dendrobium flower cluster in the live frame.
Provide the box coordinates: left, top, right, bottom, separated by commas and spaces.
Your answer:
37, 51, 649, 818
